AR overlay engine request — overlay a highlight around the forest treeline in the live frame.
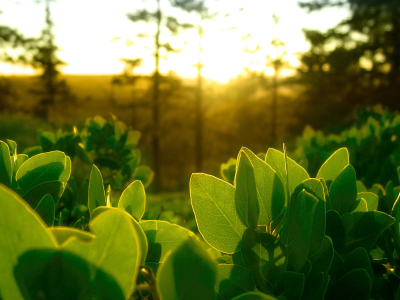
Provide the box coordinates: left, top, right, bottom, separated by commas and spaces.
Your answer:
0, 0, 399, 191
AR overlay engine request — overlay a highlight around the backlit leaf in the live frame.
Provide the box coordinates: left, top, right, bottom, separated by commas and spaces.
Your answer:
191, 173, 246, 253
157, 237, 217, 300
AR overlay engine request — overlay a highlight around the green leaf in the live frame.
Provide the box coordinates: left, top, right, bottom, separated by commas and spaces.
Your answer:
325, 269, 370, 300
230, 292, 279, 300
133, 165, 154, 188
391, 195, 400, 255
326, 210, 345, 253
118, 180, 146, 221
216, 264, 255, 300
341, 248, 373, 286
356, 181, 368, 193
292, 179, 326, 256
59, 155, 71, 183
357, 192, 378, 211
329, 165, 357, 215
125, 130, 141, 149
92, 206, 148, 265
49, 227, 95, 245
141, 220, 194, 264
5, 139, 16, 155
61, 209, 141, 299
276, 271, 305, 300
316, 148, 349, 187
320, 178, 331, 211
156, 237, 217, 300
0, 185, 58, 300
22, 145, 43, 157
242, 147, 285, 226
235, 151, 259, 229
308, 236, 334, 281
345, 211, 395, 253
0, 140, 12, 187
16, 151, 66, 194
352, 198, 368, 212
265, 148, 309, 198
35, 194, 55, 226
88, 165, 106, 214
221, 158, 237, 185
241, 229, 288, 284
287, 190, 318, 271
190, 173, 247, 253
22, 180, 65, 208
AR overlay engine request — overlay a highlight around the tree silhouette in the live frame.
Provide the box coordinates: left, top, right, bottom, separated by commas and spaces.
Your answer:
296, 0, 400, 131
29, 0, 73, 120
170, 0, 240, 171
0, 10, 34, 112
125, 0, 191, 190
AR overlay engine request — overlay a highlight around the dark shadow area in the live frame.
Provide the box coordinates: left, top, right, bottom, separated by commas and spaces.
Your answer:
14, 249, 126, 300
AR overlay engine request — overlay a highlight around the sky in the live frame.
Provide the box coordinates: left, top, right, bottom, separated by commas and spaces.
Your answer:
0, 0, 351, 82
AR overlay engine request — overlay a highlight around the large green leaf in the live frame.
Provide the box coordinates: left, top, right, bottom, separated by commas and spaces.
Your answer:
22, 180, 65, 208
190, 173, 247, 253
265, 148, 309, 198
0, 140, 12, 187
275, 271, 305, 300
242, 147, 285, 226
141, 220, 194, 264
341, 248, 373, 286
0, 184, 58, 300
345, 211, 395, 253
287, 190, 318, 272
88, 165, 106, 214
329, 165, 357, 215
316, 148, 349, 187
61, 209, 141, 299
35, 194, 55, 226
16, 151, 66, 193
241, 229, 288, 284
357, 192, 378, 211
292, 179, 326, 256
235, 151, 259, 229
216, 264, 255, 300
118, 180, 146, 221
325, 269, 370, 300
156, 237, 217, 300
92, 206, 148, 265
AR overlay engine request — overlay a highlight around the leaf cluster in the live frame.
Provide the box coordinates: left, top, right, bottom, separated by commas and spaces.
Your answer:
2, 126, 400, 299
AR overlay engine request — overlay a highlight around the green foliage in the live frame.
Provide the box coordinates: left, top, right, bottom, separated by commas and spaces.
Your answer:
3, 131, 400, 299
294, 107, 400, 188
209, 145, 400, 299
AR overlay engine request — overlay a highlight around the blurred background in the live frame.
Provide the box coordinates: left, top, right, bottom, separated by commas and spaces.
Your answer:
1, 0, 400, 194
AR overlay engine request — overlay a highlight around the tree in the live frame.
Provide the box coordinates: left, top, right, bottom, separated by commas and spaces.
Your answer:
0, 11, 34, 112
296, 0, 400, 131
125, 1, 191, 190
170, 0, 240, 171
29, 0, 73, 120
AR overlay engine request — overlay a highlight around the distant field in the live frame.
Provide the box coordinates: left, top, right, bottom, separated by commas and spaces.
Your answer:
1, 74, 304, 191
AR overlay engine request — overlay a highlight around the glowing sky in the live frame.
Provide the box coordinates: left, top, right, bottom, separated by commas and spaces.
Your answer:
0, 0, 350, 82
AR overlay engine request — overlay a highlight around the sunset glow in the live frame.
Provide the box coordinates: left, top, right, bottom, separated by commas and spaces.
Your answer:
0, 0, 350, 82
